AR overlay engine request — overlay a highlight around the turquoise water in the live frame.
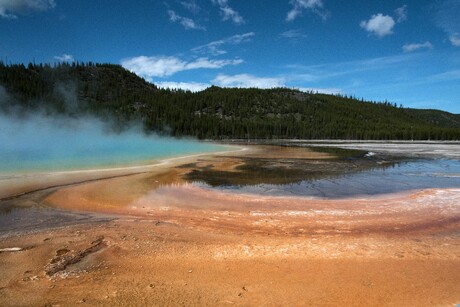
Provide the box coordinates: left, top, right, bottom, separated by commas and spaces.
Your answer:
0, 115, 227, 175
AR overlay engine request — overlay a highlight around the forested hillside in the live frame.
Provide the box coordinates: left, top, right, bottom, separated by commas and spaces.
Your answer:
1, 62, 459, 140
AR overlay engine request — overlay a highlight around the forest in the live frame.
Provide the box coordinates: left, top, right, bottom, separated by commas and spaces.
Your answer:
1, 62, 459, 140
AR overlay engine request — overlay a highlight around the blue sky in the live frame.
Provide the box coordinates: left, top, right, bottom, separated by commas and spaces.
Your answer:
1, 0, 459, 113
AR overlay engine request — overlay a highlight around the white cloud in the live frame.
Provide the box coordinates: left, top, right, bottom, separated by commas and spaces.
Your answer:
284, 54, 419, 84
212, 74, 285, 88
54, 54, 74, 62
0, 0, 55, 19
221, 32, 254, 44
212, 73, 341, 93
402, 41, 433, 53
155, 81, 210, 92
427, 70, 460, 82
185, 57, 243, 70
360, 14, 395, 38
395, 5, 407, 23
192, 32, 255, 56
180, 0, 200, 14
121, 56, 243, 79
298, 87, 342, 95
286, 0, 328, 22
212, 0, 244, 25
280, 29, 307, 39
168, 10, 205, 30
435, 0, 460, 44
450, 33, 460, 47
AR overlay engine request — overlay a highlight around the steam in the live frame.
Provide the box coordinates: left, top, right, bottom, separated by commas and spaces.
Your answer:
0, 79, 222, 174
0, 83, 217, 174
0, 85, 13, 111
0, 112, 221, 174
0, 85, 8, 100
53, 81, 79, 113
1, 82, 117, 136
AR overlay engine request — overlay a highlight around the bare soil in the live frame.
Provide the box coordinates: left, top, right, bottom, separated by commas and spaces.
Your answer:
1, 145, 459, 306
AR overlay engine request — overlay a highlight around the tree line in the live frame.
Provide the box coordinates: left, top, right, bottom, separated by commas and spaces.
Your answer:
1, 62, 459, 140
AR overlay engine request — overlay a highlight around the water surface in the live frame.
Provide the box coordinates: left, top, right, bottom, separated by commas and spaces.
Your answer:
0, 115, 226, 175
191, 157, 460, 199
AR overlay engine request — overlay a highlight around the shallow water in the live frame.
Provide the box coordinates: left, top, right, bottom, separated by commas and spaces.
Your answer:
194, 159, 460, 199
0, 115, 226, 175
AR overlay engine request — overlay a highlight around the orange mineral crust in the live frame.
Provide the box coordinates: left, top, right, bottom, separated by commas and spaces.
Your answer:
1, 145, 459, 306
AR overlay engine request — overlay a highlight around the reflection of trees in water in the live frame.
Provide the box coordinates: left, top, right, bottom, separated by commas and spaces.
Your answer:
183, 153, 404, 188
0, 205, 15, 215
0, 189, 48, 216
0, 198, 36, 216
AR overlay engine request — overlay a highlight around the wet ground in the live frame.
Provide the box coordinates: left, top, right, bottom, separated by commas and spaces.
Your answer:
1, 142, 460, 306
182, 145, 460, 198
2, 143, 460, 232
282, 139, 460, 159
0, 189, 112, 239
191, 158, 460, 198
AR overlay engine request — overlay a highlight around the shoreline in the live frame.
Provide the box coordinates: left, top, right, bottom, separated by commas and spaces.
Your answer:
1, 142, 459, 305
0, 144, 246, 200
3, 139, 460, 200
41, 143, 460, 237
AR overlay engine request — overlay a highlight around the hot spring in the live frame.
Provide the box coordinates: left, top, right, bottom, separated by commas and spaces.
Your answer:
0, 114, 228, 176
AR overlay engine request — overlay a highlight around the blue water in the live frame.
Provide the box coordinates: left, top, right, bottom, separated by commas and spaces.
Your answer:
0, 115, 227, 175
199, 159, 460, 198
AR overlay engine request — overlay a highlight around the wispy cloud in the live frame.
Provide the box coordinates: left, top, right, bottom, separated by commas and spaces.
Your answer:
0, 0, 55, 19
168, 10, 205, 30
450, 33, 460, 47
180, 0, 200, 14
284, 54, 421, 83
298, 87, 342, 95
211, 73, 342, 93
121, 56, 243, 80
192, 32, 255, 56
213, 74, 284, 88
286, 0, 328, 22
54, 54, 74, 62
155, 81, 210, 92
402, 41, 433, 53
434, 0, 460, 45
394, 5, 408, 23
280, 29, 307, 40
283, 53, 460, 106
427, 70, 460, 82
435, 0, 460, 34
360, 14, 395, 38
380, 69, 460, 89
212, 0, 244, 25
